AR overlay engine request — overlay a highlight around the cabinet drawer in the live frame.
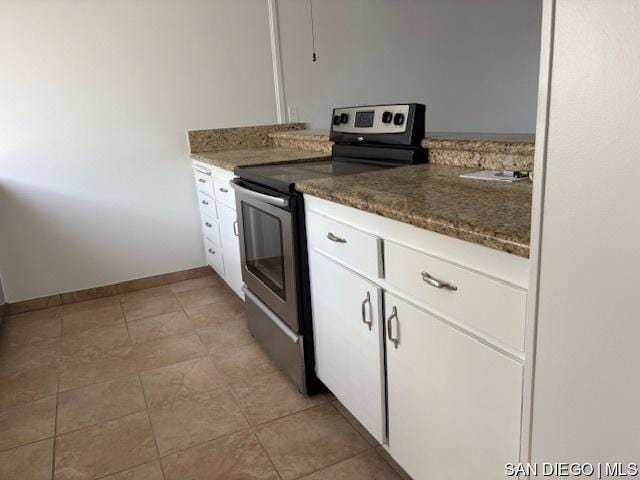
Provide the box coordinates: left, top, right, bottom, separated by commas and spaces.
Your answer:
194, 168, 214, 196
213, 177, 236, 208
204, 238, 224, 276
197, 191, 216, 220
385, 241, 526, 351
201, 214, 220, 246
306, 210, 382, 279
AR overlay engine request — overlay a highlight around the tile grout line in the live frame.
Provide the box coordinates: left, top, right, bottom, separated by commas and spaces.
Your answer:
137, 373, 167, 480
291, 447, 381, 480
0, 432, 56, 454
227, 385, 284, 480
118, 299, 134, 345
93, 459, 158, 480
51, 342, 62, 480
53, 400, 148, 437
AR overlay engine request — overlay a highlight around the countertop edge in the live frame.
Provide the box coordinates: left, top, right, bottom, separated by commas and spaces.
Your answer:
296, 182, 530, 259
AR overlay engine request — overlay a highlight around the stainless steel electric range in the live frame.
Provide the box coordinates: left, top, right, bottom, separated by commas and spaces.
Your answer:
230, 103, 426, 393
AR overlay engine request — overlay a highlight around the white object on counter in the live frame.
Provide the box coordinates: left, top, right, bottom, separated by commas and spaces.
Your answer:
460, 170, 530, 182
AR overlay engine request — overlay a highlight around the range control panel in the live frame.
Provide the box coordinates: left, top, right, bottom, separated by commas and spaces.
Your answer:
331, 104, 410, 134
329, 103, 425, 147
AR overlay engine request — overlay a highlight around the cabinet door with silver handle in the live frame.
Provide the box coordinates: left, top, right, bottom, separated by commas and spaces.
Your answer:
327, 232, 347, 244
308, 250, 386, 443
421, 271, 457, 291
361, 291, 372, 330
384, 290, 523, 479
386, 306, 400, 349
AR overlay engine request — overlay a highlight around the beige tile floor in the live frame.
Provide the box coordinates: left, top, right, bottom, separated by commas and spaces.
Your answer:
0, 271, 410, 480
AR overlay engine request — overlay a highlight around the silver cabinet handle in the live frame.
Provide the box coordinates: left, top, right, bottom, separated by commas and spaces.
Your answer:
201, 200, 209, 205
219, 187, 229, 193
233, 220, 239, 237
327, 232, 346, 244
198, 178, 207, 183
387, 306, 399, 349
421, 271, 457, 291
361, 291, 372, 330
205, 222, 212, 228
208, 248, 215, 254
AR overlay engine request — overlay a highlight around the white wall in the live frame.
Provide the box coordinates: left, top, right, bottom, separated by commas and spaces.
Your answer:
0, 0, 277, 302
277, 0, 542, 133
529, 0, 640, 466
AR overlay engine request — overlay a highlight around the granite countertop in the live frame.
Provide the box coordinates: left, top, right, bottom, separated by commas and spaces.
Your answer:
296, 163, 532, 258
191, 147, 330, 171
188, 125, 534, 256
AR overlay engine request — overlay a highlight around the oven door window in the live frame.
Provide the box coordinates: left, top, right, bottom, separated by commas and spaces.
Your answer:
241, 203, 286, 300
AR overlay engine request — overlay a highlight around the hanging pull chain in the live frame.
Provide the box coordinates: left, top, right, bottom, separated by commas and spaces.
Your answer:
309, 0, 317, 61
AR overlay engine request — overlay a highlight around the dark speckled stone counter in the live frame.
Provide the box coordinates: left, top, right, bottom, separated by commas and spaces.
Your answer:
191, 147, 329, 171
296, 164, 532, 258
188, 126, 533, 256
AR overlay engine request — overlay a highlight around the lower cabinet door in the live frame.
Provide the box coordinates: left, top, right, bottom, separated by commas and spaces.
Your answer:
217, 202, 244, 299
384, 292, 522, 480
205, 238, 224, 277
309, 249, 385, 443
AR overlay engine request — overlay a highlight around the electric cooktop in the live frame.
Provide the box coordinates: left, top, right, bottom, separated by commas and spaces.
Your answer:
234, 158, 393, 194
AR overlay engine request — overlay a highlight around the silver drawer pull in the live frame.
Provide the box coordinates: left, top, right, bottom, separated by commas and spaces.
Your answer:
361, 291, 372, 330
198, 178, 207, 183
233, 220, 239, 237
201, 200, 209, 205
219, 187, 229, 193
327, 232, 346, 244
208, 248, 215, 254
421, 272, 457, 291
205, 222, 212, 228
387, 306, 399, 349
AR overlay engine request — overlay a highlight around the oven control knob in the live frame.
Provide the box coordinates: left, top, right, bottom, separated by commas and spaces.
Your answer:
393, 113, 405, 125
333, 115, 341, 126
382, 111, 393, 124
340, 113, 349, 124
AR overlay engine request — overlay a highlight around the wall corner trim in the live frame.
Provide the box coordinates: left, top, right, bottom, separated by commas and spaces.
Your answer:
268, 0, 287, 124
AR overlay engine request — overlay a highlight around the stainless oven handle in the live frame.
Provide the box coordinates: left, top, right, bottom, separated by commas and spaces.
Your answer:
230, 181, 288, 208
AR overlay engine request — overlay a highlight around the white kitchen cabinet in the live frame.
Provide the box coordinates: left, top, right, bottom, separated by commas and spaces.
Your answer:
308, 249, 386, 443
193, 161, 244, 299
385, 292, 523, 480
218, 202, 243, 298
204, 238, 224, 277
304, 194, 528, 480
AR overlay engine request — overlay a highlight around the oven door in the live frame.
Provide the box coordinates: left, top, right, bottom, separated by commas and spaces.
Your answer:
231, 180, 299, 332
